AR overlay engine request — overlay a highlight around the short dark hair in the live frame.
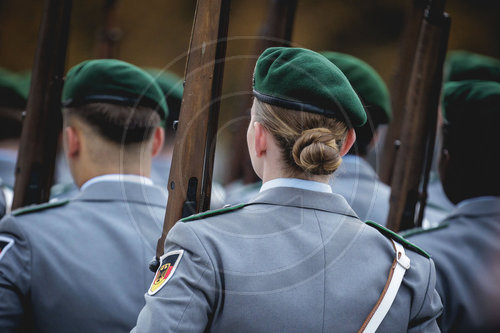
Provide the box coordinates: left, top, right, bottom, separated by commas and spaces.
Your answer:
0, 107, 23, 141
347, 107, 385, 156
63, 102, 161, 144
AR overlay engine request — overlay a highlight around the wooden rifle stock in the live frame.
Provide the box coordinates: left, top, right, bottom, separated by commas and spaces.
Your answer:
152, 0, 230, 269
12, 0, 72, 209
386, 0, 450, 232
379, 0, 427, 185
227, 0, 297, 184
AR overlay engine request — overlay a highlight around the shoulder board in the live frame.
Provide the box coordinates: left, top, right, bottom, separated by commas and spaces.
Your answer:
181, 203, 247, 222
12, 199, 70, 217
365, 221, 431, 259
400, 223, 450, 238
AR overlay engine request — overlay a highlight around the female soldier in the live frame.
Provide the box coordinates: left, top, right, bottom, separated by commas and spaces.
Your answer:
133, 47, 442, 332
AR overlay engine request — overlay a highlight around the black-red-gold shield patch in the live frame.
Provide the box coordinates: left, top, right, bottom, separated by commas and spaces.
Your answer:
148, 250, 184, 295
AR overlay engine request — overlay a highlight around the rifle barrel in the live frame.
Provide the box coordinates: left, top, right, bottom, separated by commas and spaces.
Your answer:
12, 0, 72, 209
153, 0, 231, 263
386, 0, 450, 232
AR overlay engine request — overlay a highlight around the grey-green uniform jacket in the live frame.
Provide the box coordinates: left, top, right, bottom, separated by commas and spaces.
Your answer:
0, 180, 166, 332
133, 186, 442, 332
405, 196, 500, 332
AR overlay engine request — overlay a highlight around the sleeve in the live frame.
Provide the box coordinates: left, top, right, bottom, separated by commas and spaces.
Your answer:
408, 257, 443, 333
131, 222, 218, 333
0, 215, 32, 332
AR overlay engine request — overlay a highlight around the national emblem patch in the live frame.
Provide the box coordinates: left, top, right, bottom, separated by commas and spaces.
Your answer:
148, 250, 184, 296
0, 236, 14, 261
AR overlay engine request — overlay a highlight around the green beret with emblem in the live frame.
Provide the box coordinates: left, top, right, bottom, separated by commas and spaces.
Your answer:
444, 51, 500, 83
442, 80, 500, 125
320, 51, 392, 124
62, 59, 168, 119
144, 68, 183, 126
253, 47, 367, 127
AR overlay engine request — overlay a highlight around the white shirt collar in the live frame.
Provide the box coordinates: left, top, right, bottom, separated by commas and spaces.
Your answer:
80, 174, 153, 191
260, 178, 332, 194
456, 196, 500, 209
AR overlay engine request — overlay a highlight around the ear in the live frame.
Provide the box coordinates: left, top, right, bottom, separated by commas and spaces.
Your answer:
64, 126, 81, 159
253, 121, 267, 157
340, 128, 356, 156
151, 127, 165, 157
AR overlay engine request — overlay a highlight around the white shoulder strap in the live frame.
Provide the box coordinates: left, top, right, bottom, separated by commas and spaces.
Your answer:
359, 239, 411, 333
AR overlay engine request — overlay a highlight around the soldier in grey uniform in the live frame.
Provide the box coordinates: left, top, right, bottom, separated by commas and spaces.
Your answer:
424, 51, 500, 225
403, 80, 500, 332
0, 68, 29, 212
132, 47, 442, 332
0, 59, 168, 332
147, 68, 227, 208
321, 52, 392, 225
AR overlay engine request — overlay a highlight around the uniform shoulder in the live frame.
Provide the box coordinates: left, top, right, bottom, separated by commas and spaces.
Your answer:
400, 223, 450, 239
180, 203, 247, 222
365, 221, 431, 259
11, 199, 70, 217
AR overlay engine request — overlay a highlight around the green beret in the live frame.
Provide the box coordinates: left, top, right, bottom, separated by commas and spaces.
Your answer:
444, 51, 500, 83
0, 68, 29, 109
442, 80, 500, 125
320, 51, 392, 124
62, 59, 168, 119
253, 47, 367, 127
144, 68, 183, 122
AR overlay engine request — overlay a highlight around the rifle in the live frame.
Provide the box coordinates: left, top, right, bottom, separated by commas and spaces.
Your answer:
12, 0, 72, 209
227, 0, 297, 185
151, 0, 230, 270
386, 0, 450, 232
95, 0, 121, 59
379, 0, 427, 185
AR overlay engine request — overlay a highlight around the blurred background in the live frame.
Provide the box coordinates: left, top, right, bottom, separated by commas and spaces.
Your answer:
1, 0, 499, 184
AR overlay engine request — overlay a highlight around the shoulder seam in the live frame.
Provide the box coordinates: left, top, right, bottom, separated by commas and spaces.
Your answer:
365, 221, 431, 258
180, 203, 247, 222
12, 199, 70, 216
400, 223, 449, 238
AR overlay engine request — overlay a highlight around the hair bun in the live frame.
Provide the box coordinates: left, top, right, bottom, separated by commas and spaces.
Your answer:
292, 128, 342, 175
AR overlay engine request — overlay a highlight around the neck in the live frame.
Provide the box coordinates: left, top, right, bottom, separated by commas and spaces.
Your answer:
71, 155, 152, 188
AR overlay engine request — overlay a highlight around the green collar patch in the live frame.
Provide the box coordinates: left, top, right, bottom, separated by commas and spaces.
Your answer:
365, 221, 431, 259
400, 223, 450, 239
12, 199, 70, 217
180, 203, 247, 222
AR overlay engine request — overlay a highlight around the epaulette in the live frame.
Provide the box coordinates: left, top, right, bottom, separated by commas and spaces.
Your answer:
365, 221, 430, 259
180, 203, 247, 222
400, 223, 450, 238
12, 199, 70, 217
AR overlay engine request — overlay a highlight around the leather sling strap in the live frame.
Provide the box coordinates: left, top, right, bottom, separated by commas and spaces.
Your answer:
358, 240, 411, 333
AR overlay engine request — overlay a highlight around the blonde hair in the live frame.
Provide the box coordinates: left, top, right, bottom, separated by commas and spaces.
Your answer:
253, 99, 349, 176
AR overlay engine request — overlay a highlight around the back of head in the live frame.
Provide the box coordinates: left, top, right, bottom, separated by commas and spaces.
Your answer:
144, 68, 184, 136
321, 52, 392, 155
444, 50, 500, 83
0, 68, 30, 141
62, 59, 168, 145
441, 80, 500, 201
252, 47, 367, 177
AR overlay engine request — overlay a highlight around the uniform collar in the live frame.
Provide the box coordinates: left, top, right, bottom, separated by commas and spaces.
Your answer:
75, 177, 167, 208
444, 196, 500, 221
81, 174, 153, 191
250, 186, 358, 219
260, 178, 332, 194
335, 155, 378, 180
